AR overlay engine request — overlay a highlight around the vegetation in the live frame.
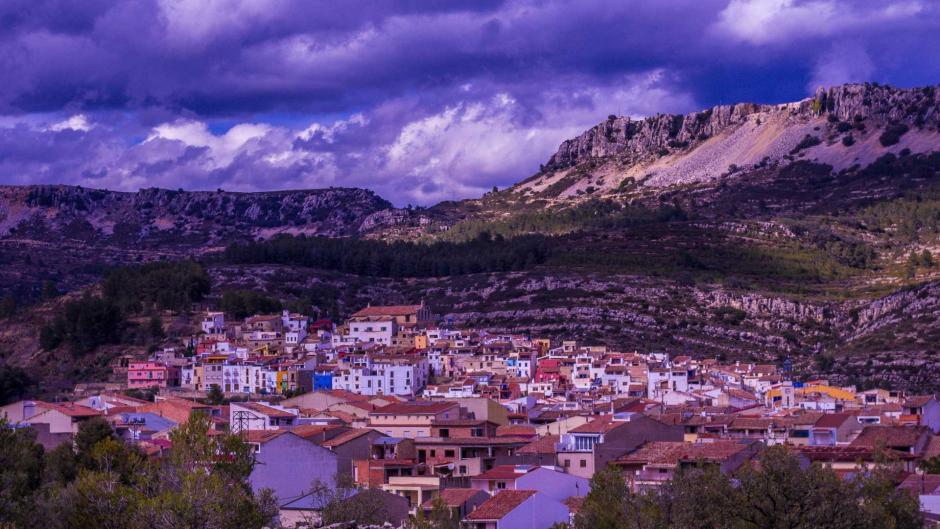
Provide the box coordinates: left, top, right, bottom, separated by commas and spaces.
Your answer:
574, 447, 921, 529
220, 290, 282, 319
221, 233, 551, 277
0, 364, 34, 405
38, 294, 125, 355
790, 134, 822, 154
0, 415, 277, 529
103, 260, 211, 313
39, 262, 210, 355
880, 123, 910, 147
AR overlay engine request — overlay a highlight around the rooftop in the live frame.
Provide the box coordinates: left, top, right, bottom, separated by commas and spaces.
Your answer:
465, 490, 537, 521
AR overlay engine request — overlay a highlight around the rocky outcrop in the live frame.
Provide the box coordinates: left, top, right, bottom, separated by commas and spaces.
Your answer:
545, 83, 940, 169
0, 185, 396, 246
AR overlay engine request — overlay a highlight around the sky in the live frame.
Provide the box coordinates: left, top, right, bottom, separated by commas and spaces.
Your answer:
1, 0, 939, 206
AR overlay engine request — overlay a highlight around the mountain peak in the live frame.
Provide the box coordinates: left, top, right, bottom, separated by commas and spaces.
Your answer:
517, 83, 939, 201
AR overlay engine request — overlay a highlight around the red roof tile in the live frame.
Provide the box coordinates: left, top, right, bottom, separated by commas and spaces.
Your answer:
465, 490, 536, 521
421, 488, 487, 509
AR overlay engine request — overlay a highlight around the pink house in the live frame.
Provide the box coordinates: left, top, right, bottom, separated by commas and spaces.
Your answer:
128, 362, 168, 389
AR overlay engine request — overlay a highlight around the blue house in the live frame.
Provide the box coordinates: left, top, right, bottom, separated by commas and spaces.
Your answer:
249, 431, 340, 506
313, 372, 334, 391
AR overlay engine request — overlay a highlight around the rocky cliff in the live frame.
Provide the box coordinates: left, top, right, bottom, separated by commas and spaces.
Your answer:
517, 83, 940, 200
0, 185, 395, 246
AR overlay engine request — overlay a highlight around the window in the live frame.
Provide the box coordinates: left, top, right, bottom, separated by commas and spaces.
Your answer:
579, 459, 587, 468
444, 450, 455, 458
497, 481, 506, 489
564, 459, 570, 467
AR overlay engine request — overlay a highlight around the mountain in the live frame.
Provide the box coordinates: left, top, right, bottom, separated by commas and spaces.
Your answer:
0, 185, 394, 245
3, 82, 940, 394
515, 83, 939, 201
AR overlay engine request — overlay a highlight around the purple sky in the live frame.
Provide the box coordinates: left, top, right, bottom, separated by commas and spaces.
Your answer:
1, 0, 939, 206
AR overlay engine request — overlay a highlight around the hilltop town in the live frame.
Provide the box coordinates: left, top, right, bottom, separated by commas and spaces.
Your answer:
3, 302, 939, 528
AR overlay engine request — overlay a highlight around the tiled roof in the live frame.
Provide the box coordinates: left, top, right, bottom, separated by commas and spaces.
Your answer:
321, 428, 378, 447
495, 425, 537, 437
615, 440, 750, 466
289, 424, 346, 440
243, 429, 286, 444
569, 415, 623, 434
352, 305, 423, 317
903, 395, 935, 408
925, 435, 940, 459
465, 490, 536, 521
518, 435, 559, 455
849, 425, 929, 449
813, 413, 854, 428
370, 401, 458, 416
421, 488, 487, 509
472, 465, 533, 480
897, 473, 940, 494
236, 402, 296, 419
37, 401, 102, 418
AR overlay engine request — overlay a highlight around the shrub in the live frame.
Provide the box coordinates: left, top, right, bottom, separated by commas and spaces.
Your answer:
879, 123, 910, 147
790, 134, 821, 154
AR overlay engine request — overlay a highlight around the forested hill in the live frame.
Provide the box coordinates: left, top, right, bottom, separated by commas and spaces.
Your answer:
0, 184, 395, 245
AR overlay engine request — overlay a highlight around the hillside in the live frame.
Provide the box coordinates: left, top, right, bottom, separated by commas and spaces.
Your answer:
2, 82, 940, 394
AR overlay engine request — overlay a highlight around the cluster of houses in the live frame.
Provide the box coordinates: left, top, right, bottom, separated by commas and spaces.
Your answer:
4, 303, 940, 528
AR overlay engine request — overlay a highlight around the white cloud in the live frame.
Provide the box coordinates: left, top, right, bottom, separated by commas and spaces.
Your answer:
145, 120, 271, 167
49, 114, 92, 132
713, 0, 923, 45
807, 41, 875, 92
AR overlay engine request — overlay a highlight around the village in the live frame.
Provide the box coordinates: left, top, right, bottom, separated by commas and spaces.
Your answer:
3, 302, 940, 528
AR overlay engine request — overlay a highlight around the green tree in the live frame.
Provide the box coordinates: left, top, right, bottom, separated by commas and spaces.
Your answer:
206, 384, 226, 405
574, 465, 628, 529
658, 463, 740, 529
74, 417, 116, 466
136, 414, 276, 529
310, 473, 390, 526
409, 496, 459, 529
921, 249, 934, 268
0, 418, 45, 527
0, 364, 34, 405
736, 445, 864, 529
148, 314, 165, 340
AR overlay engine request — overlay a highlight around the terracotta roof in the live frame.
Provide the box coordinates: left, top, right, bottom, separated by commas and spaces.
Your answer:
925, 436, 940, 459
518, 435, 558, 455
569, 415, 624, 434
849, 426, 929, 449
897, 473, 940, 495
615, 440, 751, 466
243, 429, 286, 444
289, 424, 346, 440
321, 428, 378, 448
370, 401, 458, 416
496, 425, 537, 437
352, 305, 423, 317
236, 402, 296, 419
796, 445, 899, 462
421, 488, 486, 509
465, 490, 537, 521
472, 465, 534, 481
903, 395, 936, 408
813, 413, 855, 428
36, 401, 102, 418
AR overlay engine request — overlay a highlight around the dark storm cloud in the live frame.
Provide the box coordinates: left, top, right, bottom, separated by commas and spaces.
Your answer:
1, 0, 939, 205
